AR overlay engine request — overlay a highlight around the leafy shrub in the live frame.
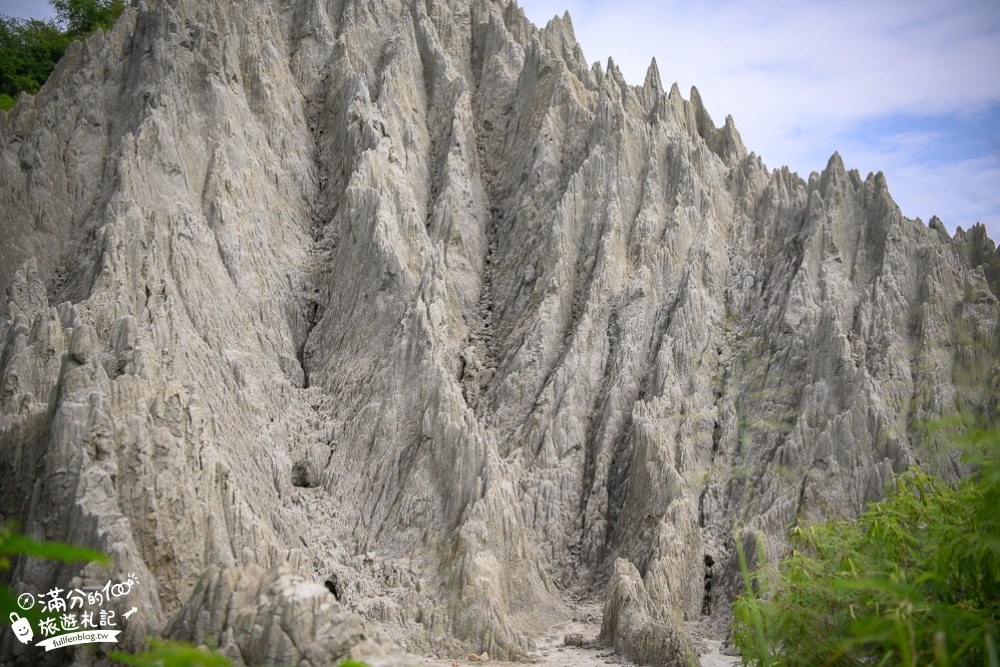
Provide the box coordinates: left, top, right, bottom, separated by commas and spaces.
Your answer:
733, 427, 1000, 666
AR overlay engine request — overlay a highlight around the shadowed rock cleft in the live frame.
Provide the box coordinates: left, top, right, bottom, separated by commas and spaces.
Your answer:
0, 0, 997, 665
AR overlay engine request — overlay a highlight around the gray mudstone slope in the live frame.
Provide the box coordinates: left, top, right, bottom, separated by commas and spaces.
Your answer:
1, 0, 998, 665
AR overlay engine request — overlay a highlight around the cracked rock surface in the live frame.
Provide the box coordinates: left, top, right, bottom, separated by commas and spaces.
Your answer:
1, 1, 998, 665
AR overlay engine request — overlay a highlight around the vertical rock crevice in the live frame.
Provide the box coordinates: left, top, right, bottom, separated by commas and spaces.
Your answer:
0, 1, 998, 665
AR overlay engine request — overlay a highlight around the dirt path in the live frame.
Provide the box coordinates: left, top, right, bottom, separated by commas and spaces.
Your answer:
412, 601, 740, 667
696, 639, 740, 667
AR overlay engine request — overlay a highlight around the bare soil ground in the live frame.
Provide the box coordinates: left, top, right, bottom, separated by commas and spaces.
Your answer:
411, 601, 740, 667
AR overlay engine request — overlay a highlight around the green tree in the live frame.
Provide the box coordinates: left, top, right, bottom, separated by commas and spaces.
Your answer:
0, 0, 125, 110
51, 0, 126, 36
0, 15, 72, 106
733, 426, 1000, 666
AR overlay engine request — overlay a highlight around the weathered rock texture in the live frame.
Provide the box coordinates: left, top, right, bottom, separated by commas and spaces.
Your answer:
600, 558, 697, 666
1, 0, 998, 665
164, 564, 406, 666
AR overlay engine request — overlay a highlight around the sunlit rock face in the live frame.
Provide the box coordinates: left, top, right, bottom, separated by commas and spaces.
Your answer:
1, 1, 997, 664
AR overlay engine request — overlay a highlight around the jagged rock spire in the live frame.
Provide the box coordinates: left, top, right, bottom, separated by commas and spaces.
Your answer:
0, 1, 996, 665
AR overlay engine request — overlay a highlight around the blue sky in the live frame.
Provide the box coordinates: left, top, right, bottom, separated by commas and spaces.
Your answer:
1, 0, 53, 22
4, 0, 999, 241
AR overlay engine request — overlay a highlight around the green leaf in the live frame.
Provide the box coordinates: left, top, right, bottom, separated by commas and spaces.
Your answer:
1, 533, 109, 564
110, 639, 231, 667
731, 425, 1000, 666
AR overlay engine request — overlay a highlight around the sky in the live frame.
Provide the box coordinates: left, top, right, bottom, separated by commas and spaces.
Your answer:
519, 0, 1000, 241
1, 0, 52, 23
4, 0, 999, 241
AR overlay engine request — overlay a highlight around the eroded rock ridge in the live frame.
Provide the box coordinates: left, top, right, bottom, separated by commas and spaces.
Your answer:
1, 1, 998, 664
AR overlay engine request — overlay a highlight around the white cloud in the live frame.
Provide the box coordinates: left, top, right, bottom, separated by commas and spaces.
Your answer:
840, 137, 1000, 236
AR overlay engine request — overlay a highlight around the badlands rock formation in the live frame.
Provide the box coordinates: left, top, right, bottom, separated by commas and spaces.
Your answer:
1, 0, 998, 664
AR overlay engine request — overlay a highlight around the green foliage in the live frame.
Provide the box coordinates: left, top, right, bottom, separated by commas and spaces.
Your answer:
110, 639, 232, 667
0, 521, 110, 627
0, 523, 235, 666
0, 0, 125, 109
51, 0, 126, 36
0, 15, 72, 102
733, 427, 1000, 666
0, 527, 109, 566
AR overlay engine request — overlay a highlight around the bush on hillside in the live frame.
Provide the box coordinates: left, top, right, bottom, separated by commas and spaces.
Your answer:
733, 426, 1000, 666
